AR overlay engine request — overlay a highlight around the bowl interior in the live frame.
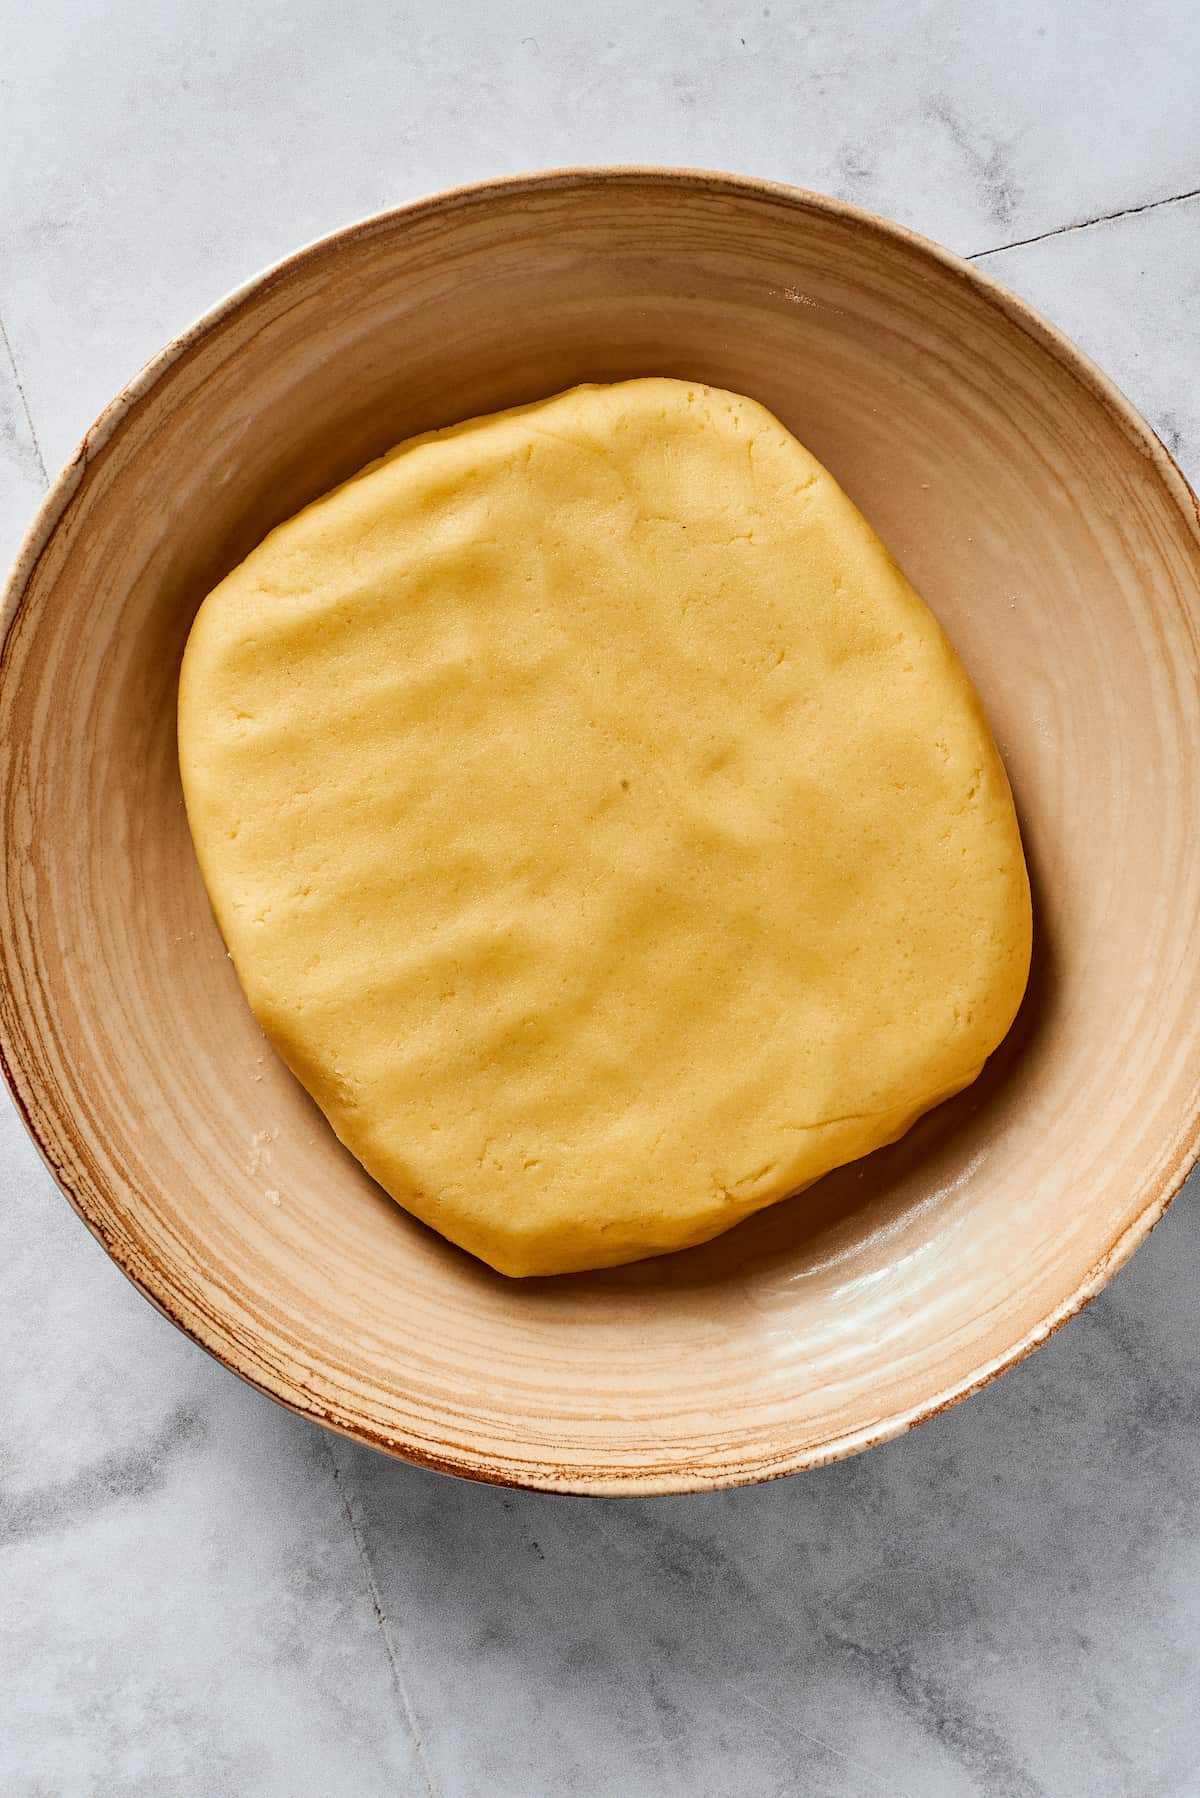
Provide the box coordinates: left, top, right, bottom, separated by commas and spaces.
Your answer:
3, 172, 1199, 1492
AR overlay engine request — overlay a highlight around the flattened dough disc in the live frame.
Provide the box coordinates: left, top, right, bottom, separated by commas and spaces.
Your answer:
179, 379, 1031, 1276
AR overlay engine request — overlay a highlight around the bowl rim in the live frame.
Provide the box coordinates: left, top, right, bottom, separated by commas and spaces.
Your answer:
3, 164, 1200, 1496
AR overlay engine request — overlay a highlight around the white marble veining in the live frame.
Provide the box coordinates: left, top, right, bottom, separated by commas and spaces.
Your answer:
2, 0, 1200, 472
0, 326, 46, 569
2, 4, 1199, 1793
0, 1108, 425, 1797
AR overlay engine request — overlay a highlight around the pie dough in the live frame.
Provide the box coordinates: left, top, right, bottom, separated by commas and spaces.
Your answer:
179, 379, 1031, 1276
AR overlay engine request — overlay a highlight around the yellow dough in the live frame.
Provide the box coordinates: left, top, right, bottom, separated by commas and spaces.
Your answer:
179, 379, 1031, 1277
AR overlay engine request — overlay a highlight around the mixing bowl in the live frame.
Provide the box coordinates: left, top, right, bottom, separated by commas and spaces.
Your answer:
2, 169, 1199, 1493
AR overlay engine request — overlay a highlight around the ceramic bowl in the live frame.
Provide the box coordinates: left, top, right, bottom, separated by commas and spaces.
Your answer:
3, 169, 1199, 1494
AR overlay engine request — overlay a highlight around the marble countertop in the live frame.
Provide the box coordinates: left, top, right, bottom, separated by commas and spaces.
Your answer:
3, 4, 1199, 1793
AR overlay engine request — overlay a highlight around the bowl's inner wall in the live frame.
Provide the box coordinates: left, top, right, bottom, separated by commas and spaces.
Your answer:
3, 177, 1199, 1486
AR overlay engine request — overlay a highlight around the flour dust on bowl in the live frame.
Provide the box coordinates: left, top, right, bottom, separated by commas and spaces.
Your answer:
1, 169, 1199, 1494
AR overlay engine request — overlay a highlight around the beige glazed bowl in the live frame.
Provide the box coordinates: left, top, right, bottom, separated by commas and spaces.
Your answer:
3, 169, 1200, 1495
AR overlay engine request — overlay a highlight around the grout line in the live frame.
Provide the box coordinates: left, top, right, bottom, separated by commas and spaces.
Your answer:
324, 1437, 441, 1798
0, 309, 49, 486
968, 182, 1200, 261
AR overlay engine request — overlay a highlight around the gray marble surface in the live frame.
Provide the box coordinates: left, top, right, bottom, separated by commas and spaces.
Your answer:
2, 3, 1199, 1792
